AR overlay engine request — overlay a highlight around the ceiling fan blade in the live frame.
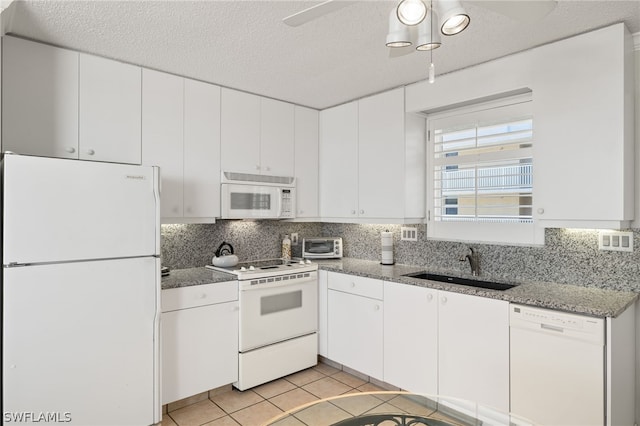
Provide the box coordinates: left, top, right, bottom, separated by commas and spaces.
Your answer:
283, 0, 357, 27
474, 0, 557, 23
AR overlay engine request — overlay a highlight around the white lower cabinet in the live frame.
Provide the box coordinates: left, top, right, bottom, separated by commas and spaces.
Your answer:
161, 281, 238, 405
437, 290, 510, 413
327, 273, 383, 380
383, 281, 438, 394
317, 270, 328, 357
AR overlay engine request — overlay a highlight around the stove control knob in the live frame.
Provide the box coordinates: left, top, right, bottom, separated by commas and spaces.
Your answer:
299, 260, 305, 265
240, 267, 247, 272
249, 266, 256, 271
306, 259, 312, 264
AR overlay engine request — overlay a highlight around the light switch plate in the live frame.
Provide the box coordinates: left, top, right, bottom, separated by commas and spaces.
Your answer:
401, 227, 418, 241
599, 231, 633, 252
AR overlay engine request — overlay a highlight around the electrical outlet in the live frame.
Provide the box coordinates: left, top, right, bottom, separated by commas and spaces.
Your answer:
291, 233, 299, 245
401, 226, 418, 241
599, 231, 633, 252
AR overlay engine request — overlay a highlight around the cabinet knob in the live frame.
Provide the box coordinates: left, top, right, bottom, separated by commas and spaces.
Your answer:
441, 296, 447, 305
265, 166, 271, 172
426, 293, 433, 302
233, 306, 240, 312
86, 149, 95, 156
350, 282, 356, 288
199, 293, 207, 299
537, 208, 544, 215
374, 304, 380, 311
359, 209, 364, 215
66, 147, 76, 154
256, 165, 261, 171
351, 210, 356, 215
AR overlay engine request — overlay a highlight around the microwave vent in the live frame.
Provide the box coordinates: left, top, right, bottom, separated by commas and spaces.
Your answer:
223, 171, 295, 185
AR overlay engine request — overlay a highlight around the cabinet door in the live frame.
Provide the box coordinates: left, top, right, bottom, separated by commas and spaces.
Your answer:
184, 79, 221, 219
532, 25, 633, 225
319, 101, 358, 218
358, 88, 405, 218
162, 300, 239, 404
294, 106, 320, 218
220, 88, 260, 174
328, 289, 383, 380
261, 98, 294, 176
79, 54, 142, 164
142, 69, 184, 218
317, 270, 328, 357
383, 282, 437, 394
438, 291, 509, 412
2, 37, 79, 158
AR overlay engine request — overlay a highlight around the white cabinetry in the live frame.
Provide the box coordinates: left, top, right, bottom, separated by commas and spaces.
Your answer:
142, 69, 221, 222
532, 24, 635, 228
327, 272, 383, 380
317, 269, 328, 357
220, 89, 295, 176
294, 106, 320, 218
383, 281, 438, 394
161, 281, 238, 405
319, 89, 425, 222
2, 36, 79, 158
79, 53, 142, 164
437, 290, 509, 412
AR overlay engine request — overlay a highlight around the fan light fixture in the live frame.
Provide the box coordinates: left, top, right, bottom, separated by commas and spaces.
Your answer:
386, 0, 469, 83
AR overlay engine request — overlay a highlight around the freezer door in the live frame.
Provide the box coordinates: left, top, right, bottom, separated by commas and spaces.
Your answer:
3, 257, 160, 425
3, 154, 160, 264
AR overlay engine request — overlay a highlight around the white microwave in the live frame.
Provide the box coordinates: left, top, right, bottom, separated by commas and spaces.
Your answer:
221, 172, 296, 219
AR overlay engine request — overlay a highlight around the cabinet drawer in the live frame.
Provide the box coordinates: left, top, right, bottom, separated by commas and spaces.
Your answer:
328, 272, 383, 300
162, 281, 238, 312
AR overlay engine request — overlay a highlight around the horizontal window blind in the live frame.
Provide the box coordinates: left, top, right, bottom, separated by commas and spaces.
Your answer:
431, 101, 533, 224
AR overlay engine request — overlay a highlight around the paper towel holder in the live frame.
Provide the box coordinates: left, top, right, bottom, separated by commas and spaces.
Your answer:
381, 230, 394, 265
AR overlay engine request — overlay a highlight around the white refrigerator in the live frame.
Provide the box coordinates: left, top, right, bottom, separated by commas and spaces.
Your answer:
2, 154, 161, 425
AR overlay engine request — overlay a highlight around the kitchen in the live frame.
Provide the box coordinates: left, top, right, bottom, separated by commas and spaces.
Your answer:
1, 1, 640, 425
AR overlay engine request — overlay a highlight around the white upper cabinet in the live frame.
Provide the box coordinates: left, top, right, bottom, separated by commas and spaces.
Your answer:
2, 36, 79, 158
294, 106, 320, 218
261, 98, 295, 176
142, 69, 184, 219
532, 24, 635, 228
79, 54, 142, 164
142, 69, 221, 223
220, 88, 261, 174
319, 101, 359, 218
220, 89, 296, 177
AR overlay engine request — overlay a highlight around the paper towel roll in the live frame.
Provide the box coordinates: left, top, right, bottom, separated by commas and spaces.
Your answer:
381, 231, 394, 265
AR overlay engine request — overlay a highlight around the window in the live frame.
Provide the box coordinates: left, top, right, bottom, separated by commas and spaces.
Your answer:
427, 95, 543, 245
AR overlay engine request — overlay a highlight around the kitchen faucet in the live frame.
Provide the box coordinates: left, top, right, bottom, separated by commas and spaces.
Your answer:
459, 247, 480, 276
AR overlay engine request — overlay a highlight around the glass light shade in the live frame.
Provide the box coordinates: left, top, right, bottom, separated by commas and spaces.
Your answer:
386, 9, 412, 47
396, 0, 427, 26
415, 11, 441, 51
436, 0, 470, 35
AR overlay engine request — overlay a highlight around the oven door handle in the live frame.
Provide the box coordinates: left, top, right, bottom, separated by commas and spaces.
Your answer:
240, 278, 317, 292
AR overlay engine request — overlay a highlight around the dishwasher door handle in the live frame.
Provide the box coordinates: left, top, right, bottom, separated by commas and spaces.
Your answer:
540, 323, 564, 333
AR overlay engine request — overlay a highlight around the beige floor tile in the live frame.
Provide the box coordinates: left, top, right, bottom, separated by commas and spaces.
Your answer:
363, 402, 406, 415
167, 392, 209, 413
162, 413, 178, 426
386, 395, 436, 417
202, 415, 241, 426
302, 376, 353, 399
267, 415, 306, 426
313, 362, 341, 376
169, 399, 226, 426
331, 371, 367, 388
230, 400, 283, 426
285, 368, 326, 387
292, 401, 352, 426
253, 378, 297, 399
356, 383, 396, 400
269, 387, 320, 412
329, 393, 385, 416
210, 388, 264, 414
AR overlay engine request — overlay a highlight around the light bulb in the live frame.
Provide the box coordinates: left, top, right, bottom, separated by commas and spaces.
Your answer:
396, 0, 427, 26
429, 62, 435, 84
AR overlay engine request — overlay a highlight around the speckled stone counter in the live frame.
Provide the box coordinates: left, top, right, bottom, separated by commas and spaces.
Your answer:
161, 267, 236, 290
315, 258, 638, 318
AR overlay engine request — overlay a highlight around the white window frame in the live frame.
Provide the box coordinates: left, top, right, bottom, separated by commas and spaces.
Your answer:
426, 94, 544, 246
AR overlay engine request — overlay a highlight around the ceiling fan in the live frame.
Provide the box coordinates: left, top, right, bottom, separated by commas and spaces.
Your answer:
283, 0, 557, 27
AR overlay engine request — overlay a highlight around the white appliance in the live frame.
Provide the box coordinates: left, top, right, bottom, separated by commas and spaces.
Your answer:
510, 304, 605, 426
220, 171, 295, 219
302, 237, 343, 259
208, 259, 318, 390
2, 154, 161, 426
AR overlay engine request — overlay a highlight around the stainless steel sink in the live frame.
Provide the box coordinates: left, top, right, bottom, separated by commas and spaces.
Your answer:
402, 271, 517, 291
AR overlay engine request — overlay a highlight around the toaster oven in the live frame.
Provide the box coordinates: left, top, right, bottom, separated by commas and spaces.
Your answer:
302, 238, 343, 259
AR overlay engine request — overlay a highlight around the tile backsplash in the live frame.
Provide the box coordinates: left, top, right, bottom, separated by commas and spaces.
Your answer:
161, 221, 640, 293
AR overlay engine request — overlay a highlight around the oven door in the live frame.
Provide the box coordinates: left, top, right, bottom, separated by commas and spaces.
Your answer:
239, 272, 317, 352
221, 183, 282, 219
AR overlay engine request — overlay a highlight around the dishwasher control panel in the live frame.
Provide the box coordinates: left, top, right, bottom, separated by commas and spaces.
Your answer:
511, 304, 604, 341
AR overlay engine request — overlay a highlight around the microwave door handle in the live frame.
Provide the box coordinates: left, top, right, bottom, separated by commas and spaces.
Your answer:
275, 190, 282, 217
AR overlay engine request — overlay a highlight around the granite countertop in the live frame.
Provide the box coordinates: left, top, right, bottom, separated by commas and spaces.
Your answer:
315, 258, 638, 318
161, 267, 236, 290
161, 259, 638, 318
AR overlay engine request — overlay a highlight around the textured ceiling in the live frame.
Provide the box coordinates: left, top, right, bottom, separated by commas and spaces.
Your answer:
2, 0, 640, 109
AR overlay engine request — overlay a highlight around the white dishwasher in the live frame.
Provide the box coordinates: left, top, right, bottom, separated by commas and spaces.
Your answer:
510, 304, 605, 426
